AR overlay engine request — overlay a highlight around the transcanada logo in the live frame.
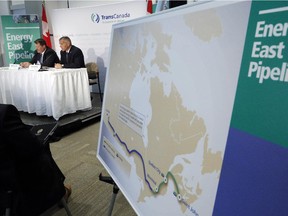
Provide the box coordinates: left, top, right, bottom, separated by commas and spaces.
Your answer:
91, 12, 130, 23
91, 13, 100, 23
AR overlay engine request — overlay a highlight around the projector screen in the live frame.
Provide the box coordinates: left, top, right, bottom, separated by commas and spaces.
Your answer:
97, 1, 288, 215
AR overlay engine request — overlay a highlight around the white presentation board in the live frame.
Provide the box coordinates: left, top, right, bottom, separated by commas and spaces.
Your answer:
50, 1, 147, 92
97, 1, 250, 215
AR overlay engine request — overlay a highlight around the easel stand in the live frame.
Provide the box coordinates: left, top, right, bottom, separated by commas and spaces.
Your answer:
99, 173, 119, 216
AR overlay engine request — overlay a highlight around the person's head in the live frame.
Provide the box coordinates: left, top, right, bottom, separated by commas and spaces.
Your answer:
59, 36, 72, 52
34, 38, 47, 53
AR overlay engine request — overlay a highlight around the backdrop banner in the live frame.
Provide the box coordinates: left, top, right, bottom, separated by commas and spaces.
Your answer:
50, 1, 147, 92
0, 15, 40, 64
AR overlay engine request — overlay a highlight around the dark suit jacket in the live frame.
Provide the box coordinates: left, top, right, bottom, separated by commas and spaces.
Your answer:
30, 47, 60, 67
0, 104, 65, 216
60, 45, 85, 68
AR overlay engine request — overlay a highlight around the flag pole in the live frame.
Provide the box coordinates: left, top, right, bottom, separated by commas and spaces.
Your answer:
41, 0, 52, 48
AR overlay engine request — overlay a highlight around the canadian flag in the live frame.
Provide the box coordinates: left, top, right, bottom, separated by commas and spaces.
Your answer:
42, 2, 52, 48
147, 0, 153, 14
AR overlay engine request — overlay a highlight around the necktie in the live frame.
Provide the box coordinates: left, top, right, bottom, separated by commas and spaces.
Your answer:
40, 53, 44, 64
66, 52, 69, 63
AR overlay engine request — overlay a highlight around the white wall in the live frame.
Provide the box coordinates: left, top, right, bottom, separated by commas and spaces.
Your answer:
45, 1, 130, 48
68, 1, 124, 8
0, 1, 10, 15
11, 0, 25, 6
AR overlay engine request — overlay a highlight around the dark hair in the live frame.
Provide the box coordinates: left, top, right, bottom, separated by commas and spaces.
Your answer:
34, 38, 47, 46
59, 36, 72, 44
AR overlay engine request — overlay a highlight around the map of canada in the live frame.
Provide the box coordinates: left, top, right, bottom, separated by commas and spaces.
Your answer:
98, 2, 250, 215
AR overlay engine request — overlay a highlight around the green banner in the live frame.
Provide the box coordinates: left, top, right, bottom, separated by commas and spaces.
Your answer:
231, 0, 288, 148
1, 15, 40, 64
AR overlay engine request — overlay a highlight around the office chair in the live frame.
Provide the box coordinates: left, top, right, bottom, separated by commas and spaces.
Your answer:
85, 62, 103, 102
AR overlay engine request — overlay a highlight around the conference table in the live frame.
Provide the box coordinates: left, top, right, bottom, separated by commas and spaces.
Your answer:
0, 67, 92, 120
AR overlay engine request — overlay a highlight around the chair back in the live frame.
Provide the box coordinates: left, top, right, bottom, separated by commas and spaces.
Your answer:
85, 62, 103, 102
85, 62, 98, 79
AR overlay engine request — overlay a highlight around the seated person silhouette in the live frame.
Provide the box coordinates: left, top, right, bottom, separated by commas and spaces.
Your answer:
0, 104, 71, 216
20, 38, 60, 68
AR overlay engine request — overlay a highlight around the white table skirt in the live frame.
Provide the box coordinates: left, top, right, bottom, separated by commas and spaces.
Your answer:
0, 67, 92, 120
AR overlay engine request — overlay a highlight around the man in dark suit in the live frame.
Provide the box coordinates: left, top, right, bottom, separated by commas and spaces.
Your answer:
55, 36, 85, 69
20, 38, 60, 68
0, 104, 71, 216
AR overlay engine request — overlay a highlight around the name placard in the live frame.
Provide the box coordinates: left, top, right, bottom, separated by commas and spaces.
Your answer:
28, 64, 41, 71
9, 64, 20, 70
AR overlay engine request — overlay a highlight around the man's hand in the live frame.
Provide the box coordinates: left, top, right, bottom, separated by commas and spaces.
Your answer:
54, 63, 63, 69
20, 62, 31, 68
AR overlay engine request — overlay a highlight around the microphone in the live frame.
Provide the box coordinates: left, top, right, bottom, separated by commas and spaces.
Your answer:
41, 53, 53, 69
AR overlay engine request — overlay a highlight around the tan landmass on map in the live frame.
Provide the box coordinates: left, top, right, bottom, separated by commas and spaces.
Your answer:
202, 135, 222, 175
184, 9, 222, 42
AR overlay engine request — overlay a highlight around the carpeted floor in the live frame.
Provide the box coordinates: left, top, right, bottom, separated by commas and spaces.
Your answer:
44, 122, 137, 216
